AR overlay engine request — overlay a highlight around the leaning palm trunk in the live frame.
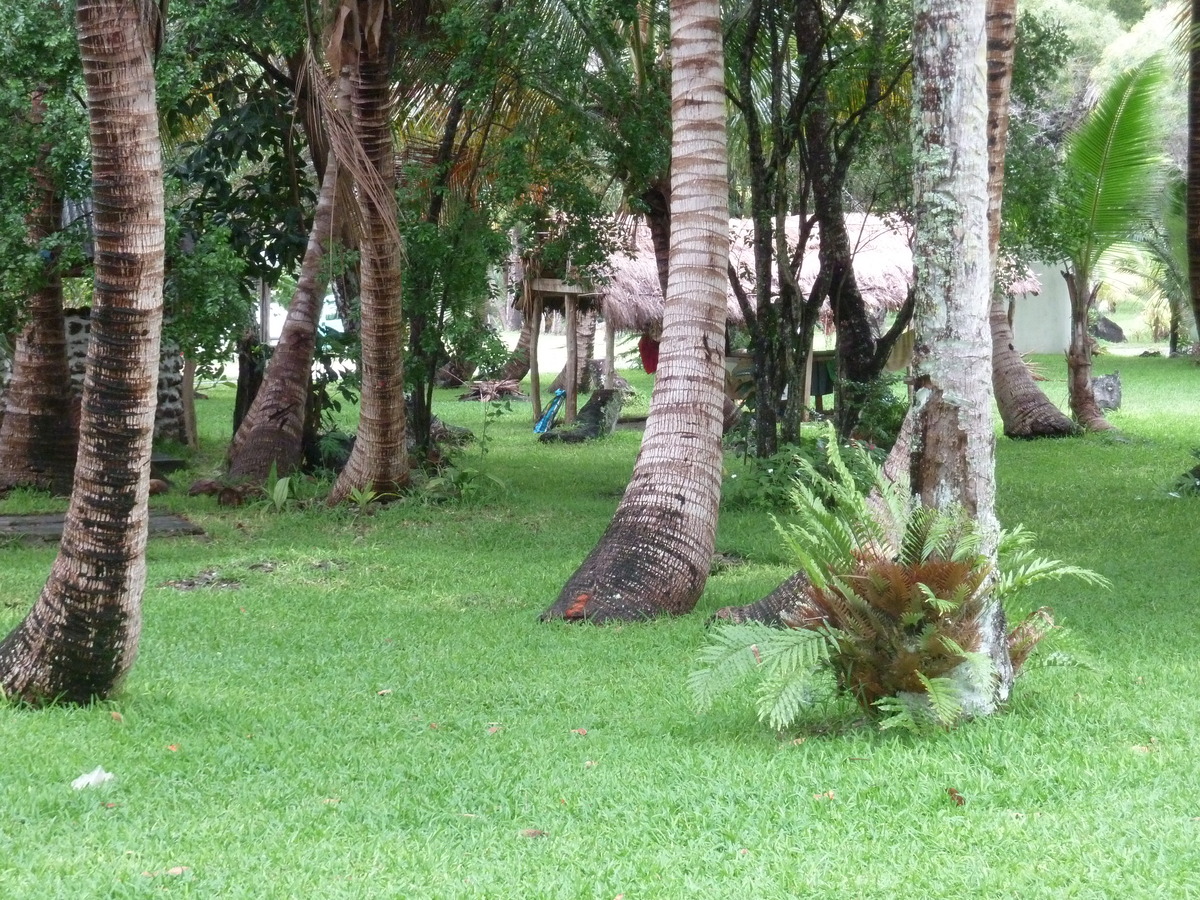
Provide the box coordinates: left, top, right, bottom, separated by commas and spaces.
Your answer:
984, 0, 1076, 438
542, 0, 728, 621
0, 93, 78, 494
908, 0, 1011, 716
1188, 0, 1200, 339
1, 0, 164, 704
227, 156, 341, 481
329, 1, 409, 504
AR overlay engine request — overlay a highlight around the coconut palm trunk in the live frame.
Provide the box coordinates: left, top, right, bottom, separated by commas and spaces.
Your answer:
909, 0, 1012, 715
0, 93, 78, 494
227, 155, 341, 481
1188, 0, 1200, 338
984, 0, 1076, 438
329, 0, 409, 504
541, 0, 728, 622
0, 0, 165, 704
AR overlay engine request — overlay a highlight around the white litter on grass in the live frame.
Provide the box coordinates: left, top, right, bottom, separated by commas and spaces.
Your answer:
71, 766, 115, 790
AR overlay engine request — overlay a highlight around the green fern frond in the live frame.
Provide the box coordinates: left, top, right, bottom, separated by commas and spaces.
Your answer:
917, 673, 963, 727
688, 623, 779, 712
755, 630, 833, 730
874, 695, 921, 731
994, 556, 1111, 602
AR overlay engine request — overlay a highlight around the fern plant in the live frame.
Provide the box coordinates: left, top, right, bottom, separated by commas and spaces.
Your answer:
693, 431, 1109, 731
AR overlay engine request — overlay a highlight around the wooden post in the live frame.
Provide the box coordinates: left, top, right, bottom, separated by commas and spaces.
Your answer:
529, 292, 543, 422
565, 294, 578, 424
801, 344, 815, 422
604, 317, 616, 388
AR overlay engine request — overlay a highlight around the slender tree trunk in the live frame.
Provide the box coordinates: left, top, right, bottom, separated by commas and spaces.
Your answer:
227, 156, 340, 481
330, 1, 409, 504
909, 0, 1011, 715
0, 0, 165, 704
542, 0, 729, 621
1188, 0, 1200, 338
496, 314, 533, 382
0, 93, 78, 494
984, 0, 1076, 438
1063, 271, 1112, 430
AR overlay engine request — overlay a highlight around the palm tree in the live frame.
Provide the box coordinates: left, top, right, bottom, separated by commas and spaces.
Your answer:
0, 91, 79, 494
329, 0, 410, 504
909, 0, 1011, 715
541, 0, 729, 621
227, 153, 342, 481
1186, 0, 1200, 339
985, 0, 1077, 439
1059, 56, 1167, 430
0, 0, 165, 703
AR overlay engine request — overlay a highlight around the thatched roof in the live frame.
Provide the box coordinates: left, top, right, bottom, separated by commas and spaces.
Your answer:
595, 214, 915, 335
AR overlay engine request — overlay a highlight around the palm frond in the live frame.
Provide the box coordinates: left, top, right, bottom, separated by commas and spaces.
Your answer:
1063, 55, 1169, 274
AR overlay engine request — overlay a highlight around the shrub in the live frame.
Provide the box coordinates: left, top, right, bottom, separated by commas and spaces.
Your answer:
693, 432, 1108, 731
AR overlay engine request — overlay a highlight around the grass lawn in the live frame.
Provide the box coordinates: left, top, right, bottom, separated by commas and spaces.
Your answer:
2, 355, 1199, 898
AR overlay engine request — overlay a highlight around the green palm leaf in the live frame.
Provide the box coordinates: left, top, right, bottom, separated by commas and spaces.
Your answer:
1063, 55, 1168, 276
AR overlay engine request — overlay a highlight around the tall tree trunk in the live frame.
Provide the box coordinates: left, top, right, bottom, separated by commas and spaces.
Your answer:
1063, 270, 1112, 430
909, 0, 1011, 715
227, 156, 340, 481
496, 314, 533, 382
542, 0, 729, 621
329, 0, 409, 504
0, 92, 79, 494
550, 307, 598, 393
1188, 0, 1200, 339
984, 0, 1076, 438
0, 0, 165, 703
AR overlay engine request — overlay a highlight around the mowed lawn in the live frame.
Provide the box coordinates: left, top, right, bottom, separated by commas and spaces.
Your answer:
2, 354, 1199, 898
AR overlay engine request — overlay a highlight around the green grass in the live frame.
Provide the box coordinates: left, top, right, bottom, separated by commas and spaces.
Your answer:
3, 358, 1200, 898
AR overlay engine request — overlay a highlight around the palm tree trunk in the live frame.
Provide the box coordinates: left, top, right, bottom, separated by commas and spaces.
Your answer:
1188, 0, 1200, 338
910, 0, 1011, 716
227, 156, 340, 481
329, 1, 409, 504
542, 0, 728, 621
0, 92, 78, 494
496, 314, 533, 382
1064, 271, 1112, 430
0, 0, 165, 704
984, 0, 1076, 439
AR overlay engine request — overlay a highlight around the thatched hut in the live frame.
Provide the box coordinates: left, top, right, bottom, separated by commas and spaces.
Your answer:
596, 213, 915, 336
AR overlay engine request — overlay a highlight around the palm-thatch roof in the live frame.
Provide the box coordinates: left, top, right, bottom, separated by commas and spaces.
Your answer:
594, 214, 915, 335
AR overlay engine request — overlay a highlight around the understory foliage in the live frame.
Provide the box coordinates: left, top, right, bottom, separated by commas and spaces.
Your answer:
693, 434, 1108, 731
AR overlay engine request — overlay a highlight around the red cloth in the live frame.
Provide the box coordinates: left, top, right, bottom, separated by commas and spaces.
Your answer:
638, 335, 660, 374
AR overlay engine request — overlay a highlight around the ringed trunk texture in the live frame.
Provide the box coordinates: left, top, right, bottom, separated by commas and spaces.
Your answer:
496, 315, 533, 382
910, 0, 1011, 715
984, 0, 1076, 439
1, 0, 164, 704
0, 93, 78, 494
329, 3, 409, 504
1188, 0, 1200, 339
541, 0, 729, 622
1063, 271, 1113, 431
227, 156, 340, 482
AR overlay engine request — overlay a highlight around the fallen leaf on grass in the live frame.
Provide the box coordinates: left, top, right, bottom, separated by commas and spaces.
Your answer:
584, 760, 598, 768
323, 798, 340, 805
571, 728, 588, 736
166, 744, 180, 752
487, 725, 504, 734
376, 689, 392, 696
142, 867, 190, 877
110, 711, 124, 724
947, 788, 966, 806
519, 829, 547, 838
812, 790, 835, 801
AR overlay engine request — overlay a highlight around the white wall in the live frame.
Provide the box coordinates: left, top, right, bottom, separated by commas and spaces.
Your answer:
1010, 263, 1071, 354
